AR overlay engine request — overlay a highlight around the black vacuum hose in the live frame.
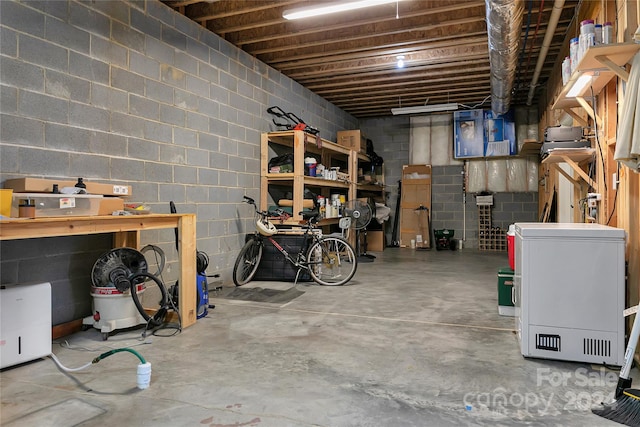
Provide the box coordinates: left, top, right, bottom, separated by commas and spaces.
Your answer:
128, 272, 169, 327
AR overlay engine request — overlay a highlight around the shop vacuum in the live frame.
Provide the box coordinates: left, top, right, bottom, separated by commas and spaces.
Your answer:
82, 247, 172, 340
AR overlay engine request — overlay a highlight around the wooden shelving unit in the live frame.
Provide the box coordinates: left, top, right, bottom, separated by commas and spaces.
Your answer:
261, 130, 354, 226
351, 151, 385, 199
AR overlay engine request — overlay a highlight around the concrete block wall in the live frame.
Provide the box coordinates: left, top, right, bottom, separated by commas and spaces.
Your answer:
357, 116, 410, 244
0, 0, 357, 324
431, 165, 465, 242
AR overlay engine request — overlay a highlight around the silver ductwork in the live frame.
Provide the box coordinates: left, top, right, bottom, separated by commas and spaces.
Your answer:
485, 0, 524, 115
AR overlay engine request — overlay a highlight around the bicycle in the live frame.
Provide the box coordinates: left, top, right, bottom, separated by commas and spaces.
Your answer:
233, 196, 357, 286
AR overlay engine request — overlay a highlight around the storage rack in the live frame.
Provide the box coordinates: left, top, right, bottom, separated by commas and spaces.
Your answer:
261, 131, 385, 251
476, 197, 506, 251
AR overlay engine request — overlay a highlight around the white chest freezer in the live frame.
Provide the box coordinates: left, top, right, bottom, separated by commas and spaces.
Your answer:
514, 223, 625, 365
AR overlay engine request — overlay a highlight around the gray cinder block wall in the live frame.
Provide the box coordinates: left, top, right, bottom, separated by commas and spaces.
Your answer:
357, 116, 410, 243
360, 118, 539, 251
0, 0, 357, 324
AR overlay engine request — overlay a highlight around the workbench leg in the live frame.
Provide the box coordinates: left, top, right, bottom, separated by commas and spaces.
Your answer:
113, 231, 139, 248
178, 214, 197, 328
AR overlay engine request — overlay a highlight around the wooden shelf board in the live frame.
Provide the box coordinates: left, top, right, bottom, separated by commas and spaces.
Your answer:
357, 184, 385, 192
519, 141, 542, 157
304, 177, 351, 188
265, 173, 295, 180
552, 43, 640, 111
577, 43, 640, 72
541, 148, 595, 165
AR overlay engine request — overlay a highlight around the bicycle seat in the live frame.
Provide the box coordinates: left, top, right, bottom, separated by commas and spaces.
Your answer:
300, 209, 321, 222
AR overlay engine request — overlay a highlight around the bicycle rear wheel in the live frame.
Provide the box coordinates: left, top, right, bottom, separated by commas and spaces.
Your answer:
307, 236, 357, 286
233, 238, 263, 286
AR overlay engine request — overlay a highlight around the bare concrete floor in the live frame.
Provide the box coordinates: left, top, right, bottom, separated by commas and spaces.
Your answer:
1, 249, 631, 426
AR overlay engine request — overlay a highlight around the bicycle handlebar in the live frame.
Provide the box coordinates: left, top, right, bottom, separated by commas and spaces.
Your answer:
242, 196, 320, 226
243, 196, 282, 219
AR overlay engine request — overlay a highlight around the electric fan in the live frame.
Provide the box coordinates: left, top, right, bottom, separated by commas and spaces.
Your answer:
341, 199, 376, 262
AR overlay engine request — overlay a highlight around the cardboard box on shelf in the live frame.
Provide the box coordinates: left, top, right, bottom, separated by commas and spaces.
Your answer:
4, 178, 132, 197
98, 197, 125, 215
337, 130, 367, 154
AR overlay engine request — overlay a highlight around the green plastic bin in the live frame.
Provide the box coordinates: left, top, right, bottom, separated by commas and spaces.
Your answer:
497, 267, 515, 317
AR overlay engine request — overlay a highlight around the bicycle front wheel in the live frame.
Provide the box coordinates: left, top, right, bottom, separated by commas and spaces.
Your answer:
233, 238, 263, 286
307, 237, 357, 286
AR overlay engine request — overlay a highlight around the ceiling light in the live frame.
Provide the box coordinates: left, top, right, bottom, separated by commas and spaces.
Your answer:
391, 103, 459, 115
283, 0, 405, 20
396, 55, 405, 68
566, 73, 594, 97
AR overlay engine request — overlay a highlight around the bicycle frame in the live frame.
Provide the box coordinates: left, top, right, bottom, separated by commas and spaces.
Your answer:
252, 216, 321, 274
235, 196, 357, 287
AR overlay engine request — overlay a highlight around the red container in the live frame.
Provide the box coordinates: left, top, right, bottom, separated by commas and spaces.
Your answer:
507, 224, 515, 270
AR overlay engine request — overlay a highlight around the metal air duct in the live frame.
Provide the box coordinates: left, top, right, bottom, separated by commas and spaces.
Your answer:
485, 0, 524, 115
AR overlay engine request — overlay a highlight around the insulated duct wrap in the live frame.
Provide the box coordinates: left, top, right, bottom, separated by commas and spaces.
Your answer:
467, 159, 487, 193
487, 159, 508, 192
527, 159, 539, 191
430, 114, 454, 165
506, 158, 527, 191
410, 115, 459, 166
486, 0, 524, 115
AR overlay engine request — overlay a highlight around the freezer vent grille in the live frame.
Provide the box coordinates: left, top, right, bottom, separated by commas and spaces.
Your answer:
583, 338, 611, 358
536, 334, 561, 352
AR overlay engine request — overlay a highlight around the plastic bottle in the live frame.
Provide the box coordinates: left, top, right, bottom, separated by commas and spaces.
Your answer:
562, 57, 571, 85
579, 19, 596, 63
570, 37, 579, 73
75, 177, 86, 189
595, 24, 603, 44
580, 19, 595, 35
603, 22, 613, 44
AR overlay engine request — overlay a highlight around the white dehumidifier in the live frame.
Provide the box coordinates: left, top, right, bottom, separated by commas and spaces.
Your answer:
0, 282, 52, 369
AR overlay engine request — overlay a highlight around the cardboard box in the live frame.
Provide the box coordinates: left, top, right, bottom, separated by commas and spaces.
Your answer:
365, 230, 385, 252
4, 178, 131, 197
337, 130, 367, 154
400, 164, 432, 248
98, 197, 125, 215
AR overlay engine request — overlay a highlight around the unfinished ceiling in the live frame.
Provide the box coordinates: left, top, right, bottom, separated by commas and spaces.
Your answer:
161, 0, 579, 118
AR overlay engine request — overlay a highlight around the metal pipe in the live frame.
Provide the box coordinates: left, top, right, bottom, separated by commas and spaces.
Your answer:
526, 0, 566, 105
485, 0, 524, 115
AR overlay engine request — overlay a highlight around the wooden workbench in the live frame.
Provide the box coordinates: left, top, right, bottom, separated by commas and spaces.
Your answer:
0, 214, 198, 328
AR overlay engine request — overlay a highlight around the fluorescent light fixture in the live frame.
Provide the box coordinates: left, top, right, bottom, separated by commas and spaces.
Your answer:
566, 73, 593, 97
283, 0, 404, 20
391, 103, 459, 115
